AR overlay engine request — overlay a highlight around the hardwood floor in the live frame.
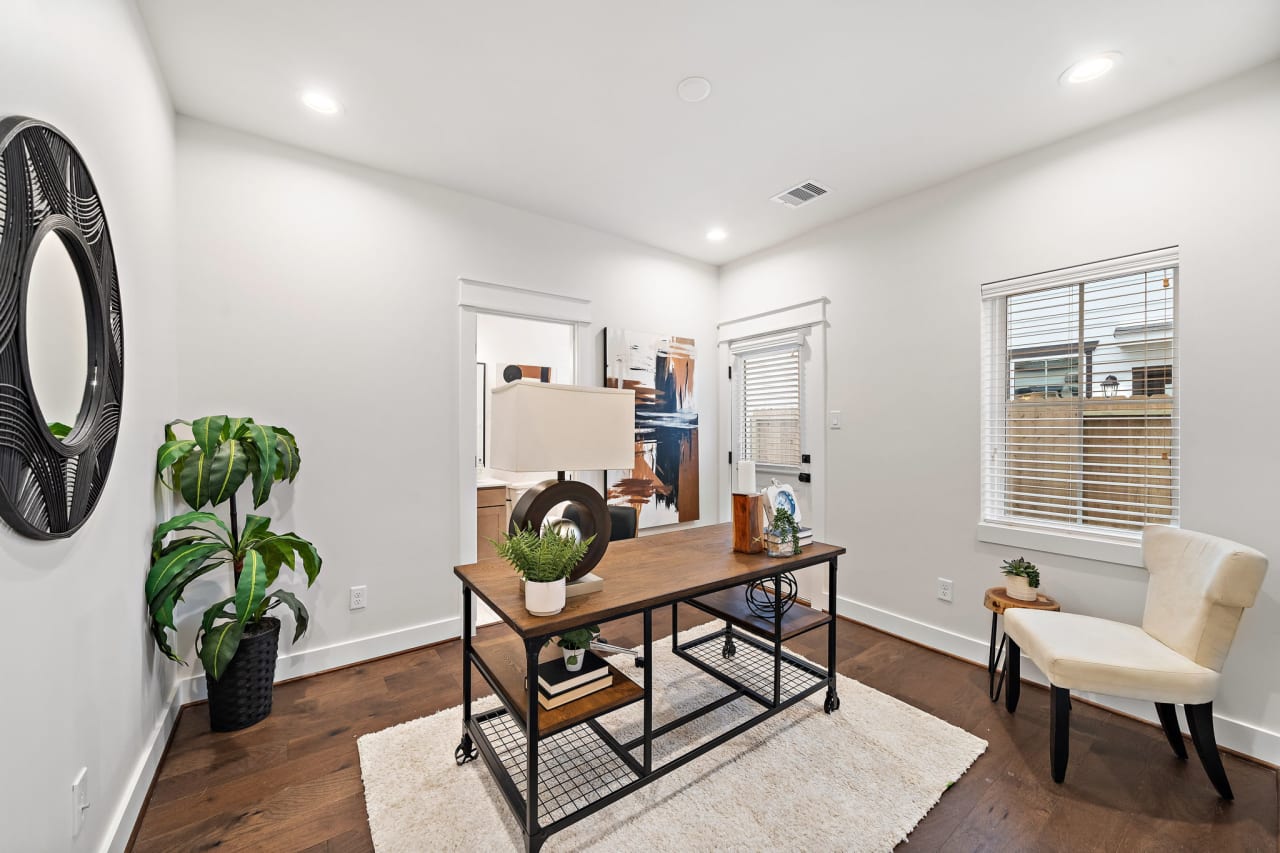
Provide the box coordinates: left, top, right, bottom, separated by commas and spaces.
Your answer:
130, 608, 1279, 852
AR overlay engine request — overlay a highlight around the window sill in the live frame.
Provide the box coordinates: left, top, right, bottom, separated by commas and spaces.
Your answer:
976, 522, 1143, 568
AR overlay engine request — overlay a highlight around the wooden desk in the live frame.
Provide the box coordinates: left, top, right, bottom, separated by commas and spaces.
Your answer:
453, 522, 846, 853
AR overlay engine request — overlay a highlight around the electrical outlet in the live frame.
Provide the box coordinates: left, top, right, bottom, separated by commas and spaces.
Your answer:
71, 767, 88, 837
937, 578, 954, 603
349, 585, 367, 610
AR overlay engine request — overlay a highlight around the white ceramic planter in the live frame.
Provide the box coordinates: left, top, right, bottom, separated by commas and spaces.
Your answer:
1005, 575, 1038, 601
525, 579, 566, 616
562, 646, 585, 672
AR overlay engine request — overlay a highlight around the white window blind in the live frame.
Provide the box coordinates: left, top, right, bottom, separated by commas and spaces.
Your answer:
981, 249, 1179, 537
734, 333, 802, 468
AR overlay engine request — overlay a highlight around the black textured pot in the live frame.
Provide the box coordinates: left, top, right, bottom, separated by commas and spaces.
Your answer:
206, 617, 280, 732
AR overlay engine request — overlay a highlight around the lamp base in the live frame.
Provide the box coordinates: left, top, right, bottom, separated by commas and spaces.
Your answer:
565, 572, 604, 599
509, 478, 612, 581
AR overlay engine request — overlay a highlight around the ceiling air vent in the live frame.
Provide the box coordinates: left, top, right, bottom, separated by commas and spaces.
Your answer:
771, 181, 830, 208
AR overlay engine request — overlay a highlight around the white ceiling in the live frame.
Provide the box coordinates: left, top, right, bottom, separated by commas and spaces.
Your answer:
137, 1, 1280, 265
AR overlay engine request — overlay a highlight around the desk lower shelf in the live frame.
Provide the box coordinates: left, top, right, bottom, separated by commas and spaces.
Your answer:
687, 586, 832, 642
471, 632, 644, 738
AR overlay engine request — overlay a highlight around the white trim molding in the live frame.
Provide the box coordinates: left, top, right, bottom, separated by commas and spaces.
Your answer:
977, 521, 1144, 567
980, 246, 1180, 298
718, 297, 828, 344
459, 277, 592, 325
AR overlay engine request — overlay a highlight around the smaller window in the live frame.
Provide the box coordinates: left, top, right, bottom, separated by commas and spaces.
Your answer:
1132, 365, 1172, 397
735, 343, 801, 468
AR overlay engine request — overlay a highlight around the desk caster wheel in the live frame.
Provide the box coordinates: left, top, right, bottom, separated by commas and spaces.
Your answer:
824, 693, 841, 714
722, 635, 737, 659
455, 732, 478, 765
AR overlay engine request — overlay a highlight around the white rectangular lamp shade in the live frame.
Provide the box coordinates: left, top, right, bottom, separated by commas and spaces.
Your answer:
490, 381, 635, 472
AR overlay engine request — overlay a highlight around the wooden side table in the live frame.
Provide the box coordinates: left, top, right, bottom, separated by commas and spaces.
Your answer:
983, 586, 1060, 702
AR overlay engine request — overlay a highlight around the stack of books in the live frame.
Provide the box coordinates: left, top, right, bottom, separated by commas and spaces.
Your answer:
531, 651, 613, 709
765, 526, 814, 550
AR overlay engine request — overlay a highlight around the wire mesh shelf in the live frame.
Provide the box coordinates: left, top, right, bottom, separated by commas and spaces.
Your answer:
474, 709, 639, 825
679, 629, 825, 702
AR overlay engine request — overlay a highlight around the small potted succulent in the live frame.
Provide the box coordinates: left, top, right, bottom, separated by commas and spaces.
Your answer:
1001, 556, 1040, 602
553, 625, 600, 672
493, 525, 594, 616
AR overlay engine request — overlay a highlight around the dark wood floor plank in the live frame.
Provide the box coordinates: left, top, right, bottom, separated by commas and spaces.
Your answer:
128, 604, 1278, 852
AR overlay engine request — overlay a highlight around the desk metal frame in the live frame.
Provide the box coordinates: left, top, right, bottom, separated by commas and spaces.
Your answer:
455, 556, 840, 853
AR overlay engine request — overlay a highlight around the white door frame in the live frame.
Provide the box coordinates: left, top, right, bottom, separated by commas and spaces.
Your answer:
456, 279, 592, 629
718, 298, 830, 605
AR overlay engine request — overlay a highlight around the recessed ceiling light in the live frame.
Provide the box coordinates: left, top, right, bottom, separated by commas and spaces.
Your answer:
301, 90, 342, 114
706, 227, 727, 242
1060, 52, 1122, 85
677, 77, 712, 103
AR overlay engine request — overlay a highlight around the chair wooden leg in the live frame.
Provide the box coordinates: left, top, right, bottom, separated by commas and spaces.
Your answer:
1050, 685, 1070, 784
1185, 702, 1233, 800
1155, 702, 1188, 759
1004, 638, 1021, 713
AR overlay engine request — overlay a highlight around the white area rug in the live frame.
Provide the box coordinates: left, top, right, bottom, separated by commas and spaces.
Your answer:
358, 625, 986, 852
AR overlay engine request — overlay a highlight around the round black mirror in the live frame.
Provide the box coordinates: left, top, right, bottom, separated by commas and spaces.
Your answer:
0, 117, 124, 539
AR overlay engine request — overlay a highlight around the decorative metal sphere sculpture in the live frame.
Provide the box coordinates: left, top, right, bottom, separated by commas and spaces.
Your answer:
744, 573, 799, 619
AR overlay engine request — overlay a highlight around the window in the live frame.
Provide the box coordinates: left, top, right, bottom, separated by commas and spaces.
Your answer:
733, 333, 802, 468
981, 249, 1179, 540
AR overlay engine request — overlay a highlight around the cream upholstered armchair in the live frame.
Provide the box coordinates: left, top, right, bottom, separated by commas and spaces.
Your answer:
1002, 525, 1267, 799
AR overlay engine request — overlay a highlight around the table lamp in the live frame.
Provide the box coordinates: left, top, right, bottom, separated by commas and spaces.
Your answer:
489, 380, 635, 590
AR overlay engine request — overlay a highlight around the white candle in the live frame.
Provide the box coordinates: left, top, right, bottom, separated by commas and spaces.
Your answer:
736, 460, 757, 494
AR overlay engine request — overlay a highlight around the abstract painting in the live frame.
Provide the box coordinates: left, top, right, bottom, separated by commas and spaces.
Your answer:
604, 329, 699, 528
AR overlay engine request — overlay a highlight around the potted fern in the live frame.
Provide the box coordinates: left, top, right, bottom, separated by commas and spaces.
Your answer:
1001, 556, 1040, 602
146, 416, 322, 731
493, 525, 594, 616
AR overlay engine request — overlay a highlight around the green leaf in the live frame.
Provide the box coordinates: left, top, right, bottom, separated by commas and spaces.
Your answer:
150, 597, 181, 662
273, 427, 300, 481
199, 621, 244, 680
257, 538, 292, 585
48, 421, 72, 439
151, 511, 231, 558
192, 415, 228, 455
243, 423, 278, 507
145, 541, 226, 605
226, 417, 253, 439
207, 439, 250, 506
156, 439, 197, 476
270, 534, 322, 586
234, 549, 269, 624
200, 596, 236, 639
179, 448, 213, 509
269, 590, 310, 643
239, 514, 271, 547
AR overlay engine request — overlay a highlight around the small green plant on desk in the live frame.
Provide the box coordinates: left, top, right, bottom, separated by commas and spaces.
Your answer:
492, 525, 595, 616
551, 625, 601, 671
766, 506, 802, 556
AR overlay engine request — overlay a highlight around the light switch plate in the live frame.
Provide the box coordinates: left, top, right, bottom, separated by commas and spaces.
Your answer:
829, 410, 842, 429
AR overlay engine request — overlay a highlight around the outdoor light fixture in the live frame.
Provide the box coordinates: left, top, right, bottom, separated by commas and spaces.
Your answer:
1103, 375, 1119, 397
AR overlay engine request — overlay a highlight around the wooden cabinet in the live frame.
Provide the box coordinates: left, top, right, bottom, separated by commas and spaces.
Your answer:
476, 486, 507, 560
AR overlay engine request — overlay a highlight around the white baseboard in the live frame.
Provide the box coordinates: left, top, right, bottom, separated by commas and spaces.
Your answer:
837, 595, 1280, 766
178, 614, 463, 703
104, 683, 183, 853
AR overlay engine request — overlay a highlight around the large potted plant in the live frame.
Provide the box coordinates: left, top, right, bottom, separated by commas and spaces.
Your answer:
146, 416, 322, 731
493, 525, 593, 616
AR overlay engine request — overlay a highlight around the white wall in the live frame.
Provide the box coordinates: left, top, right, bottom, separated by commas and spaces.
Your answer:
0, 1, 178, 850
719, 62, 1280, 760
171, 117, 719, 681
